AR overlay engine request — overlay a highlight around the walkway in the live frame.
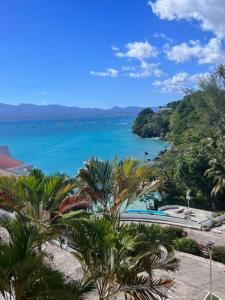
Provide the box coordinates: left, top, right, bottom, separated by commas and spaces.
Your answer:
47, 243, 225, 300
171, 252, 225, 299
185, 227, 225, 247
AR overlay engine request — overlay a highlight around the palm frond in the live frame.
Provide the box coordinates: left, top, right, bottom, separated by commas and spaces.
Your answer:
120, 274, 175, 300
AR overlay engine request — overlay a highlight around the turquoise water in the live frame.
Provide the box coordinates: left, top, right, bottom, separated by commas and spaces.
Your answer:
0, 116, 167, 175
126, 209, 168, 216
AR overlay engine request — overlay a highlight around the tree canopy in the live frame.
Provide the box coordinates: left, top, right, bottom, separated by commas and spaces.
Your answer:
133, 66, 225, 211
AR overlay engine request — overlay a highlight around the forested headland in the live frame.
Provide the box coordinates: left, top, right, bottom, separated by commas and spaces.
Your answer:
133, 65, 225, 211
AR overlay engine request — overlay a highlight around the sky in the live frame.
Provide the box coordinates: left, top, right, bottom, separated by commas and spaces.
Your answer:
0, 0, 225, 108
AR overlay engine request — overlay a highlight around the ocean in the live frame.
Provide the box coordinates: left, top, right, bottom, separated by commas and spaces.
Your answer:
0, 116, 167, 176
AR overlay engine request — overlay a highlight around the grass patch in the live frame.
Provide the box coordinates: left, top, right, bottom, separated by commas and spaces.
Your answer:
205, 293, 220, 300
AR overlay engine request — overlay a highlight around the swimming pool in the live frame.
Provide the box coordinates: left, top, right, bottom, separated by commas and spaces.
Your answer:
126, 209, 168, 216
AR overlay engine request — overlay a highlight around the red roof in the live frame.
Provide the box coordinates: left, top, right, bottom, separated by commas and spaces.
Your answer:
0, 154, 23, 170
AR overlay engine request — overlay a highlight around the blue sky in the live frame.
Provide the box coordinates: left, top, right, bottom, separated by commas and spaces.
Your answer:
0, 0, 225, 108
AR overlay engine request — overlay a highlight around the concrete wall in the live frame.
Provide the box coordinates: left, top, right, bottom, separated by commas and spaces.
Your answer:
200, 213, 225, 229
159, 205, 180, 211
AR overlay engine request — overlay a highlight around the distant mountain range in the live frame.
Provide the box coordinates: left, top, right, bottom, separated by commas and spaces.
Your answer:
0, 103, 149, 121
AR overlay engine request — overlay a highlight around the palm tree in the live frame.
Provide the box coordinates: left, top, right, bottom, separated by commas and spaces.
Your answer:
205, 136, 225, 196
215, 64, 225, 81
67, 216, 179, 300
0, 169, 76, 228
205, 158, 225, 196
0, 214, 95, 300
119, 251, 179, 300
76, 157, 162, 224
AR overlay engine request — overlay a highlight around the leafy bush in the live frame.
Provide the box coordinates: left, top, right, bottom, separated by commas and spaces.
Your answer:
123, 223, 184, 253
175, 237, 201, 256
176, 239, 225, 264
213, 211, 225, 217
163, 226, 186, 240
122, 223, 225, 264
212, 246, 225, 264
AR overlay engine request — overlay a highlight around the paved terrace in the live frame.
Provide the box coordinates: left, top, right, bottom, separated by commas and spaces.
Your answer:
163, 206, 212, 223
172, 252, 225, 300
121, 212, 202, 229
1, 222, 225, 299
1, 208, 225, 298
47, 242, 225, 300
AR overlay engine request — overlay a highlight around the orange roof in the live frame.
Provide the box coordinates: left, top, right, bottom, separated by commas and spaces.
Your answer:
0, 154, 23, 170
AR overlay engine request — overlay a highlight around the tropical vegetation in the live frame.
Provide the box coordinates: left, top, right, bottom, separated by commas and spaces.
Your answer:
0, 158, 180, 299
2, 63, 225, 299
66, 216, 179, 300
76, 156, 162, 227
133, 64, 225, 211
0, 214, 95, 300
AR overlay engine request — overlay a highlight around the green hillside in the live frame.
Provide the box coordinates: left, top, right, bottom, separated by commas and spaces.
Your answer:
133, 67, 225, 211
132, 107, 171, 139
133, 76, 225, 146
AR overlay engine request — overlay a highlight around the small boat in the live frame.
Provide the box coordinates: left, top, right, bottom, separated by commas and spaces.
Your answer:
144, 152, 149, 155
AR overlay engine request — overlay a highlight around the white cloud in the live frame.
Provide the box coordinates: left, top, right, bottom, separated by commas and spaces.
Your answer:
165, 38, 225, 64
127, 61, 163, 78
115, 41, 158, 60
90, 68, 119, 78
112, 45, 120, 51
121, 65, 137, 72
149, 0, 225, 39
113, 41, 163, 78
90, 41, 162, 79
153, 32, 173, 43
153, 71, 209, 92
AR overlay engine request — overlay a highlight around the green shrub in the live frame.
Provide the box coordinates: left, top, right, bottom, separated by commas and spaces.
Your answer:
163, 226, 185, 240
212, 246, 225, 264
123, 223, 184, 252
213, 211, 225, 217
175, 237, 201, 255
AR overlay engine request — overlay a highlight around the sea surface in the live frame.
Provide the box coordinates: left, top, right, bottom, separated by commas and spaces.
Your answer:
0, 116, 167, 176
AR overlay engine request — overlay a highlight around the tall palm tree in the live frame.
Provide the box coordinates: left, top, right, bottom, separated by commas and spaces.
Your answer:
76, 157, 162, 224
0, 214, 95, 300
67, 216, 179, 300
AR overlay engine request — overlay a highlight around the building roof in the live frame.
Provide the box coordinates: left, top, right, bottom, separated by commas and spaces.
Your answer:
0, 168, 18, 177
0, 154, 23, 170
